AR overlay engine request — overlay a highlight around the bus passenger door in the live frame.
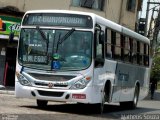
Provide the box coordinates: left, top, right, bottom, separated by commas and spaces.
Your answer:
93, 25, 105, 101
94, 25, 105, 67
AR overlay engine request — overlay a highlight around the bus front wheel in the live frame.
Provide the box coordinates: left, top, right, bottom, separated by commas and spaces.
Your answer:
37, 99, 48, 108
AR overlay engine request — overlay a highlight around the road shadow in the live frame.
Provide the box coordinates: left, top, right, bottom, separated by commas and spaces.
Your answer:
144, 90, 160, 101
20, 90, 160, 119
21, 102, 160, 119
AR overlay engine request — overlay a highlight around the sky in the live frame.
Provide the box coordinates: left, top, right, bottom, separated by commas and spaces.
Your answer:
141, 0, 160, 19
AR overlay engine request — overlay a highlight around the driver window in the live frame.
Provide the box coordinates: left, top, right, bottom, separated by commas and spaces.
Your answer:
96, 30, 103, 58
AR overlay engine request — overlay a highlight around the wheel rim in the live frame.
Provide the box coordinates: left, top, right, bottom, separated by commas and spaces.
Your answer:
100, 91, 106, 114
134, 88, 138, 106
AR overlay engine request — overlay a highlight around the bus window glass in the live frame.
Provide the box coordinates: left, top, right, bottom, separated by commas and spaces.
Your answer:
124, 37, 130, 62
147, 44, 149, 66
106, 29, 112, 58
137, 41, 140, 64
111, 31, 116, 59
18, 29, 92, 70
96, 30, 103, 58
144, 44, 149, 66
115, 33, 121, 60
140, 42, 144, 65
132, 40, 137, 64
120, 35, 125, 60
129, 38, 133, 62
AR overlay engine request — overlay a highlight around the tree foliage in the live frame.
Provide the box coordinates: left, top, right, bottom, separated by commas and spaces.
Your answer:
151, 55, 160, 81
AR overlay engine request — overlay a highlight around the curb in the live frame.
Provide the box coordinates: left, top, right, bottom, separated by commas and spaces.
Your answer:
0, 85, 15, 95
0, 89, 15, 95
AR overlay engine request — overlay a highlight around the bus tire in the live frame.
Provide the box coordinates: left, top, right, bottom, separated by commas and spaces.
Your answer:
37, 99, 48, 108
120, 85, 139, 109
96, 81, 111, 114
131, 85, 139, 109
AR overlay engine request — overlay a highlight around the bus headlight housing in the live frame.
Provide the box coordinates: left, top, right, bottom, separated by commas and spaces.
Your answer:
16, 72, 31, 86
70, 77, 91, 89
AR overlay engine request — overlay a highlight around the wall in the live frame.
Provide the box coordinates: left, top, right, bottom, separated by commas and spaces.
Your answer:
105, 0, 122, 23
0, 0, 139, 31
119, 0, 138, 30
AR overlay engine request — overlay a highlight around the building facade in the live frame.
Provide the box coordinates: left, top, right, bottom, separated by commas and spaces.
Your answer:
0, 7, 23, 86
0, 0, 143, 30
0, 0, 143, 86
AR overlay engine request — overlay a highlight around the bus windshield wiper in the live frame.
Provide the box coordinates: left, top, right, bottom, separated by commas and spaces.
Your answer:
36, 26, 49, 57
36, 26, 47, 41
56, 28, 75, 53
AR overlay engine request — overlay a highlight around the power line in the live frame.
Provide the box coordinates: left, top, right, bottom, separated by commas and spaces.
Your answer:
149, 4, 160, 11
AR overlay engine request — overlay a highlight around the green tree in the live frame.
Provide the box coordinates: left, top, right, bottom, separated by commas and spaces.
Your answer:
151, 54, 160, 82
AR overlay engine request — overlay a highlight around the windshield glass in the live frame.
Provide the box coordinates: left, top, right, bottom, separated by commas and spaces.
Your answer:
18, 28, 92, 71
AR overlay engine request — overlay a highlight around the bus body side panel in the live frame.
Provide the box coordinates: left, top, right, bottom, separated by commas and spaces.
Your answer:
93, 59, 117, 103
112, 62, 150, 102
139, 67, 150, 100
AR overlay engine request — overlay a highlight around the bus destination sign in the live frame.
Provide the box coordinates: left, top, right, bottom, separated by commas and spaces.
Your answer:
23, 13, 93, 28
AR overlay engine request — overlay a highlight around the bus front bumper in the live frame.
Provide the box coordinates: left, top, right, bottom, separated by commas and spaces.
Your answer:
15, 81, 101, 104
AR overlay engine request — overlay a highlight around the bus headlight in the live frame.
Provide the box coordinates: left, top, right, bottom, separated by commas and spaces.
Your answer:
16, 72, 31, 86
70, 76, 91, 89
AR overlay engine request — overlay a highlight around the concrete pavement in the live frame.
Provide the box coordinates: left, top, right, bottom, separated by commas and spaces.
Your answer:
0, 85, 14, 95
0, 85, 5, 89
0, 85, 160, 101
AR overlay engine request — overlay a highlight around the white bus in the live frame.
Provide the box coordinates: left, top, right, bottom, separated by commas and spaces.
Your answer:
15, 10, 150, 112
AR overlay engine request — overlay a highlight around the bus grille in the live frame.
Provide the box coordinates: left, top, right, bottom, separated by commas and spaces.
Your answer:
29, 73, 75, 81
37, 90, 64, 97
34, 82, 68, 87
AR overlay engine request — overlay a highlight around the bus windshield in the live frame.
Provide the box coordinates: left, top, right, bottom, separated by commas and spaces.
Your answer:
18, 28, 92, 71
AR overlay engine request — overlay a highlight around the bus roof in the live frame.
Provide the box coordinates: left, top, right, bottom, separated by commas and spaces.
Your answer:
24, 10, 150, 44
95, 14, 150, 44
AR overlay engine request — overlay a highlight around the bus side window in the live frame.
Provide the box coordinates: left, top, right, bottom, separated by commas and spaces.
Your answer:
115, 32, 121, 60
144, 44, 149, 66
124, 37, 130, 62
105, 28, 112, 58
111, 31, 116, 59
140, 42, 144, 65
129, 38, 133, 63
147, 44, 150, 66
137, 41, 140, 64
132, 39, 137, 64
121, 34, 125, 61
95, 30, 102, 57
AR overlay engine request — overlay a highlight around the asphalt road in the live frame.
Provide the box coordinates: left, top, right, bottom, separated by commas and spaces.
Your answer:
0, 91, 160, 120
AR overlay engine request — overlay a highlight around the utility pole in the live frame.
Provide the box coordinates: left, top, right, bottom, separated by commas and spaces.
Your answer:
147, 7, 155, 38
144, 1, 160, 37
144, 0, 150, 36
145, 0, 150, 37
